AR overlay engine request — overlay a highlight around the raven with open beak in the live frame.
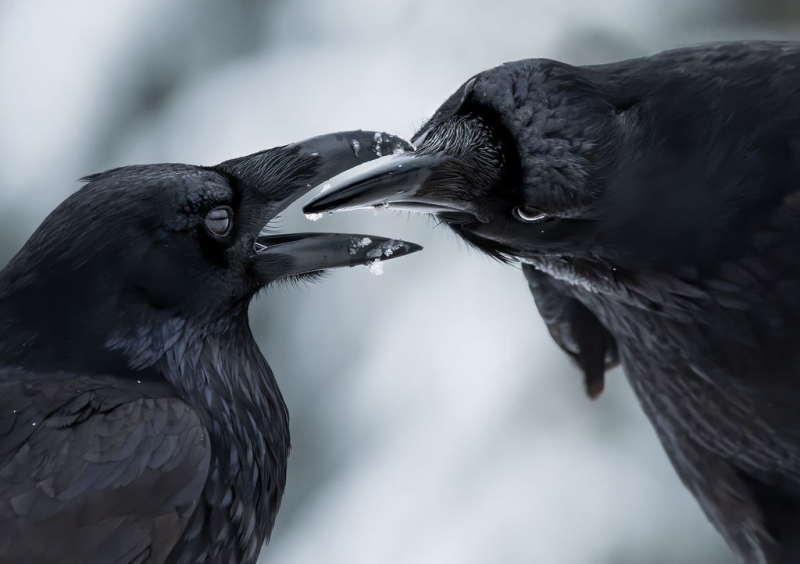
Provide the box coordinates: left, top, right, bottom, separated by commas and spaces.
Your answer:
0, 130, 420, 563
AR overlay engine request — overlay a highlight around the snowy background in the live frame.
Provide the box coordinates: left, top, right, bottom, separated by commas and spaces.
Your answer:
2, 1, 797, 562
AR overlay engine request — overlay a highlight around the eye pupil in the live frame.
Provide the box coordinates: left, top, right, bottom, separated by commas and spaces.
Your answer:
206, 206, 232, 236
514, 206, 548, 223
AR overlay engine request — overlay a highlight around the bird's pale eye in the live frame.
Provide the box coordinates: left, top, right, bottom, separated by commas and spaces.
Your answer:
205, 206, 233, 236
513, 206, 548, 223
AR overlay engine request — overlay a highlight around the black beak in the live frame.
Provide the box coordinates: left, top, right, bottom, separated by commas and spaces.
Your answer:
222, 130, 423, 280
252, 233, 422, 280
302, 150, 480, 217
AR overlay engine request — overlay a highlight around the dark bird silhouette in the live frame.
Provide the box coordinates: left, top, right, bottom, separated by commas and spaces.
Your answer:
0, 130, 421, 564
304, 42, 800, 563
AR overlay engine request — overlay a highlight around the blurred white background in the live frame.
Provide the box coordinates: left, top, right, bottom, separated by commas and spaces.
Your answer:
2, 1, 797, 562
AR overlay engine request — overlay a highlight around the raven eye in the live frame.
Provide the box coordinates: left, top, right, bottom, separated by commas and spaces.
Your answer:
513, 206, 548, 223
205, 206, 232, 236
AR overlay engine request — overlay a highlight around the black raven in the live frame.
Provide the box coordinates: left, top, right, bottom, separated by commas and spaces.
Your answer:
0, 130, 421, 564
304, 42, 800, 563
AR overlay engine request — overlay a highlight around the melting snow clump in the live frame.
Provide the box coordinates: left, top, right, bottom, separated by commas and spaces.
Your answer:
348, 236, 373, 255
373, 132, 384, 156
349, 237, 408, 261
373, 202, 389, 215
351, 139, 361, 157
368, 259, 384, 276
383, 239, 406, 257
305, 213, 323, 221
365, 238, 409, 260
392, 144, 406, 155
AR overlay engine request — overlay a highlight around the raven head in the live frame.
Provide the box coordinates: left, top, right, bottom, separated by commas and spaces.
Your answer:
303, 62, 620, 269
304, 48, 800, 284
0, 131, 421, 373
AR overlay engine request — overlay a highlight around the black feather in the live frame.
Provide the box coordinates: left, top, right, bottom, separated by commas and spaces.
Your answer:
410, 41, 800, 563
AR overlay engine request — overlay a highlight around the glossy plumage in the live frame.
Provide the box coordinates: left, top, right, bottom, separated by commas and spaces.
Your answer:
304, 42, 800, 563
0, 131, 420, 563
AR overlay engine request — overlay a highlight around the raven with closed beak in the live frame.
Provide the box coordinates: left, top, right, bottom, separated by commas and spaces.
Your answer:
305, 42, 800, 563
0, 131, 421, 564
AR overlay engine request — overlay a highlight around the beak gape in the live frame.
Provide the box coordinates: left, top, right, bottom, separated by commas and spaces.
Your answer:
240, 130, 424, 279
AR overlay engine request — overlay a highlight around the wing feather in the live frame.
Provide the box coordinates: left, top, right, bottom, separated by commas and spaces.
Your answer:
0, 370, 210, 564
522, 264, 618, 398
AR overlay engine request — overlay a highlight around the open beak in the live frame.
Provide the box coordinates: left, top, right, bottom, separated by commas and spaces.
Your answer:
225, 130, 423, 279
301, 150, 476, 217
